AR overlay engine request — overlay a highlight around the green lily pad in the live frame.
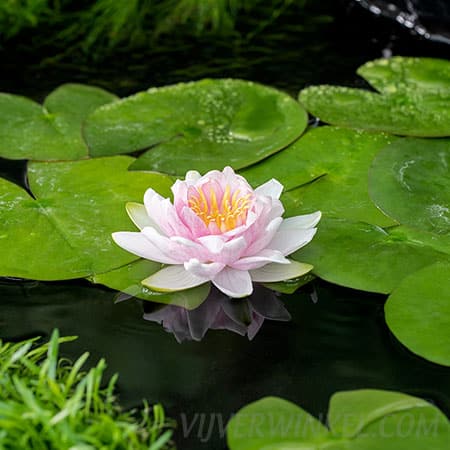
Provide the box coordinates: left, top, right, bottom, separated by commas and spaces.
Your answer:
385, 262, 450, 367
227, 390, 450, 450
293, 217, 450, 294
83, 79, 307, 175
227, 396, 329, 450
0, 84, 118, 161
299, 57, 450, 137
0, 156, 173, 280
241, 126, 397, 226
369, 138, 450, 236
263, 273, 316, 294
91, 259, 211, 310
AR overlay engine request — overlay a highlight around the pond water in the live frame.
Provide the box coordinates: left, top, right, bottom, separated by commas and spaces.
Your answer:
1, 2, 449, 449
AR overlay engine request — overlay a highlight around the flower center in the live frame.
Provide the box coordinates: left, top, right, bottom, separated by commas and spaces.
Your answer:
188, 184, 252, 232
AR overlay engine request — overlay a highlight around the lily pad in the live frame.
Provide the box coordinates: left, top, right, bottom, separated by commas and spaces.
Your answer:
262, 273, 316, 294
385, 262, 450, 367
241, 126, 397, 226
227, 390, 450, 450
0, 84, 118, 161
369, 138, 450, 236
0, 156, 173, 280
293, 217, 450, 294
83, 79, 307, 175
299, 57, 450, 137
227, 396, 329, 450
91, 259, 211, 310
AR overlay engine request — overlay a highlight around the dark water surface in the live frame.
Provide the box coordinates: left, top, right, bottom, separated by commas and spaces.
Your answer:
1, 280, 449, 449
1, 2, 450, 449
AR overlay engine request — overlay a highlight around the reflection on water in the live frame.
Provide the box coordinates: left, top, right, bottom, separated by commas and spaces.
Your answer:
1, 279, 449, 449
142, 286, 291, 343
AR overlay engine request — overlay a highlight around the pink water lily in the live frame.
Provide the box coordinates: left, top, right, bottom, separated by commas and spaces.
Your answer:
112, 167, 320, 298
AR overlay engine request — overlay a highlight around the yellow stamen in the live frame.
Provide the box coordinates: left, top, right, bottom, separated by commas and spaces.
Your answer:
188, 184, 252, 231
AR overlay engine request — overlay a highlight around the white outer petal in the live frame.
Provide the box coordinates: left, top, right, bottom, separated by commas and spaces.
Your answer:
269, 228, 318, 256
184, 259, 225, 278
250, 260, 313, 282
197, 235, 226, 254
212, 268, 253, 298
243, 216, 283, 256
280, 211, 322, 230
231, 249, 290, 271
185, 170, 202, 184
111, 231, 179, 264
254, 178, 283, 199
142, 265, 208, 292
141, 226, 201, 262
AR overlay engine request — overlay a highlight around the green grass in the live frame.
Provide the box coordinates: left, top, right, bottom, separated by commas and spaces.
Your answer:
0, 329, 174, 449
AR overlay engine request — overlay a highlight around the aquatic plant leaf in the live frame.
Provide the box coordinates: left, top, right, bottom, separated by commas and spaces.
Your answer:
0, 84, 118, 161
299, 57, 450, 137
0, 156, 173, 280
91, 259, 211, 310
242, 126, 397, 227
262, 273, 315, 294
293, 218, 450, 294
227, 390, 450, 450
328, 390, 450, 449
385, 262, 450, 367
84, 79, 307, 175
227, 396, 328, 450
369, 138, 450, 236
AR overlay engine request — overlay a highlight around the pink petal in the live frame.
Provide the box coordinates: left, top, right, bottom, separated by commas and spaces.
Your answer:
141, 227, 200, 262
111, 231, 179, 264
179, 206, 209, 238
197, 235, 247, 264
249, 260, 313, 282
144, 188, 189, 238
184, 259, 225, 278
268, 228, 318, 256
142, 265, 208, 292
212, 267, 253, 298
197, 235, 226, 254
197, 235, 247, 265
243, 216, 283, 256
231, 249, 289, 271
254, 178, 283, 199
172, 179, 189, 211
217, 237, 248, 265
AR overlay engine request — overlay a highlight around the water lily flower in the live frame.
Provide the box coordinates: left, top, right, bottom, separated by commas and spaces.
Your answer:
112, 167, 320, 298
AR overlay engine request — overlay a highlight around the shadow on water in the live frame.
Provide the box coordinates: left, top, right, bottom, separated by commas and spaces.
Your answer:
1, 279, 449, 449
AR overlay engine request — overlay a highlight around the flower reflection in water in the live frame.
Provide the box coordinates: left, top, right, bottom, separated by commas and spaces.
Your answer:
142, 286, 291, 343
